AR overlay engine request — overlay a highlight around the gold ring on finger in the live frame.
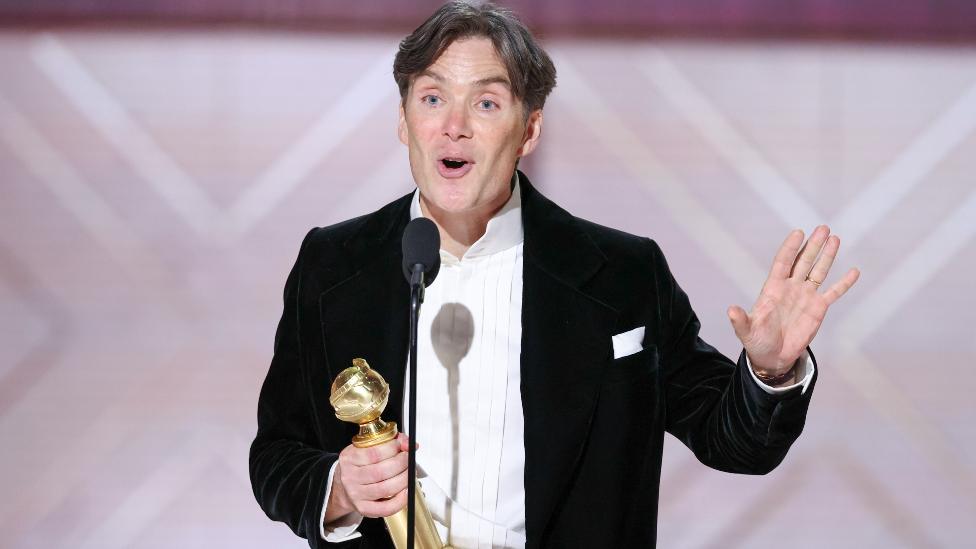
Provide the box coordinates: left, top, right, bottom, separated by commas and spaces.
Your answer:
805, 275, 823, 287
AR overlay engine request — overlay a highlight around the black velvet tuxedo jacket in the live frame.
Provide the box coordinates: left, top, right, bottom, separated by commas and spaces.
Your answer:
249, 172, 816, 549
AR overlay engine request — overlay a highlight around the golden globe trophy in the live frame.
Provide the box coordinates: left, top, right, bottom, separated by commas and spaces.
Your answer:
329, 358, 451, 549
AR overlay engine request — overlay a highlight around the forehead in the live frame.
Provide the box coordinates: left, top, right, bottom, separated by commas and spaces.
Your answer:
420, 36, 509, 85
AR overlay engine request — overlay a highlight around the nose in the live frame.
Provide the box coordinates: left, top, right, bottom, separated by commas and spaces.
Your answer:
442, 103, 472, 141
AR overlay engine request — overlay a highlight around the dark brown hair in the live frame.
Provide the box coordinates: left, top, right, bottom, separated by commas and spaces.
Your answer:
393, 1, 557, 114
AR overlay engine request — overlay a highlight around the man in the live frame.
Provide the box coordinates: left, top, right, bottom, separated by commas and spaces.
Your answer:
249, 2, 860, 548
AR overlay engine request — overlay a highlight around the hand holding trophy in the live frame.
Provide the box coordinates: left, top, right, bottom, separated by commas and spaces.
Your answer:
329, 358, 452, 549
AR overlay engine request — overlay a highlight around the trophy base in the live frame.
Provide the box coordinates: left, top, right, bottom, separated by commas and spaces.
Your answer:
384, 481, 452, 549
352, 418, 398, 448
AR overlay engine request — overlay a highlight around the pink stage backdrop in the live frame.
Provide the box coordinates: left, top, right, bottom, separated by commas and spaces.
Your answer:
0, 28, 974, 548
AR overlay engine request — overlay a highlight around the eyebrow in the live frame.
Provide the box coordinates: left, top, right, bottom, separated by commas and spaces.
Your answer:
416, 70, 512, 91
474, 76, 512, 90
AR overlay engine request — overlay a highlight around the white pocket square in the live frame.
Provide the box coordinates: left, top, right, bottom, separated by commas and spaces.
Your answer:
612, 326, 645, 359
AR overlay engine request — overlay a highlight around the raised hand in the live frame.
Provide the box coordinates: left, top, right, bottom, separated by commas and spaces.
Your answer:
727, 226, 860, 383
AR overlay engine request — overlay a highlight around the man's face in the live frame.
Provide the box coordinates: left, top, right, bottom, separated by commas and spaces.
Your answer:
398, 36, 543, 217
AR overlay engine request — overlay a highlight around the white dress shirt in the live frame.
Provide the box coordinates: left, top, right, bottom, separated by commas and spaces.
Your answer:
320, 175, 814, 547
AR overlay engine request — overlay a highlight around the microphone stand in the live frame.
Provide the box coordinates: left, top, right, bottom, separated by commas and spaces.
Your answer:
407, 266, 425, 549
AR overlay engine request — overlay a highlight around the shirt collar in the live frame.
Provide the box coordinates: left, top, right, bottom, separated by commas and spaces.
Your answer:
410, 172, 524, 262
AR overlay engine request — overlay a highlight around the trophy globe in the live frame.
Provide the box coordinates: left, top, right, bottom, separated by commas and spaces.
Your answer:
329, 358, 399, 448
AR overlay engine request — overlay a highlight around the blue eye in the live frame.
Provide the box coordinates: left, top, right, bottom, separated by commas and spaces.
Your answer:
479, 99, 497, 110
422, 95, 441, 106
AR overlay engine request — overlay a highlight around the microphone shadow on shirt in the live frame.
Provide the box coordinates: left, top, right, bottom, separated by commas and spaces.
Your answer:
430, 302, 475, 532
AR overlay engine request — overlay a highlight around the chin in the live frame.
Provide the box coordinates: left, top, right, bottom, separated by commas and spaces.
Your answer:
422, 181, 477, 213
428, 195, 478, 214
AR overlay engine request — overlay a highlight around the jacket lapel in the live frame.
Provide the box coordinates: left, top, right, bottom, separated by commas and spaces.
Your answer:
519, 174, 620, 546
318, 194, 413, 437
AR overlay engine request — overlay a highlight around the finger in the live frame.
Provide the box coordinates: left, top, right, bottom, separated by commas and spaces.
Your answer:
806, 234, 840, 287
790, 225, 829, 280
361, 468, 408, 501
341, 438, 403, 466
727, 305, 751, 343
359, 488, 408, 518
768, 229, 804, 280
356, 450, 409, 485
822, 267, 860, 305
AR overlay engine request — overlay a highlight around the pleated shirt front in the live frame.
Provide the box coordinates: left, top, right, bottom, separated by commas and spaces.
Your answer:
404, 179, 527, 549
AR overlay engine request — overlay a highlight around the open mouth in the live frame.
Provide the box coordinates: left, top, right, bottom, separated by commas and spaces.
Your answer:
441, 158, 468, 169
437, 156, 474, 178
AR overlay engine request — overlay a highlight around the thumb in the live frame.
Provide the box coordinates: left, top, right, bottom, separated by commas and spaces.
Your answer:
727, 305, 751, 343
397, 433, 419, 452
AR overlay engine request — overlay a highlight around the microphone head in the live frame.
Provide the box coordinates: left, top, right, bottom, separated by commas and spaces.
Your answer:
401, 217, 441, 286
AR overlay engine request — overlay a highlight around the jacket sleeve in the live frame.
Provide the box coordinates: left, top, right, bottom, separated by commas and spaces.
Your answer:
651, 240, 816, 474
249, 229, 339, 547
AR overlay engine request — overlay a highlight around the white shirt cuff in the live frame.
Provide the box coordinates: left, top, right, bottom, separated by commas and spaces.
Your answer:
746, 352, 815, 396
320, 461, 364, 542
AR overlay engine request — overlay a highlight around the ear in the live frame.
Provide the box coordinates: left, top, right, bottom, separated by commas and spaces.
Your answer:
516, 109, 544, 159
397, 102, 408, 145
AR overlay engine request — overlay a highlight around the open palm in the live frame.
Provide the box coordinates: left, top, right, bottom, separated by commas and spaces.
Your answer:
728, 226, 860, 378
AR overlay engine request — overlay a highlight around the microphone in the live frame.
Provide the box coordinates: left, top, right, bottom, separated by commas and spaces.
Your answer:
400, 216, 441, 549
402, 217, 441, 287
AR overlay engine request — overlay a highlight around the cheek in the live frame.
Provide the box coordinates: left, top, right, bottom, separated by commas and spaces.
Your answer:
402, 112, 436, 144
487, 129, 527, 164
414, 125, 444, 155
500, 122, 529, 151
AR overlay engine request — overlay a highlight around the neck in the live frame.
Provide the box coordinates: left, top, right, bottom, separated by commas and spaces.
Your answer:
419, 189, 511, 258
